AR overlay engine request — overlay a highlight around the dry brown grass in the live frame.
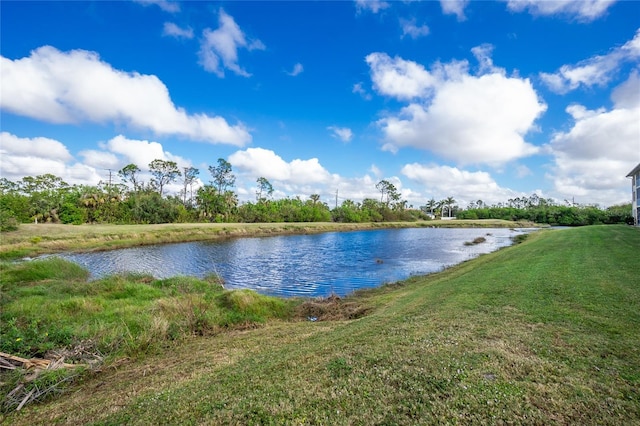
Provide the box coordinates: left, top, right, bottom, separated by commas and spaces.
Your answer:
295, 294, 371, 321
3, 322, 335, 426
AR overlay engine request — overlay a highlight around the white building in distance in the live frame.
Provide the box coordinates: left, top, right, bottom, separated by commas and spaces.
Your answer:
627, 163, 640, 226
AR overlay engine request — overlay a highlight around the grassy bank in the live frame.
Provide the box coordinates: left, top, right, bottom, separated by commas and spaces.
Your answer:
0, 258, 302, 412
0, 261, 295, 358
0, 219, 538, 260
3, 225, 638, 424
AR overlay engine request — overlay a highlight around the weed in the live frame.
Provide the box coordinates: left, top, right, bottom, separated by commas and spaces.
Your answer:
0, 318, 74, 357
327, 357, 352, 378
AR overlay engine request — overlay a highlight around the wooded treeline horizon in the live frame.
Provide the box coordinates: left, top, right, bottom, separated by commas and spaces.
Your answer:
0, 158, 633, 231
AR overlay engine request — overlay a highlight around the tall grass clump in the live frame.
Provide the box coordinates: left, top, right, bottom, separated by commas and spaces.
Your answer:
216, 289, 295, 327
1, 259, 297, 361
1, 257, 89, 288
1, 256, 298, 413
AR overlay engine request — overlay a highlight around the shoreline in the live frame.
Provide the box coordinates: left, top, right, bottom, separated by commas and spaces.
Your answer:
0, 219, 542, 260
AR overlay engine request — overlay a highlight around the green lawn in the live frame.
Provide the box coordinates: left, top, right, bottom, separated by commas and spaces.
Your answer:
2, 225, 639, 425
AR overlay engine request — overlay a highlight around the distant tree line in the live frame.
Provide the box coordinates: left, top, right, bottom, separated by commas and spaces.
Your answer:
0, 160, 425, 230
449, 195, 632, 226
0, 160, 631, 231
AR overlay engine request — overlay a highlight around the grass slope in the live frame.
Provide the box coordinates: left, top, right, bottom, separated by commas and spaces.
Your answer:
3, 225, 639, 425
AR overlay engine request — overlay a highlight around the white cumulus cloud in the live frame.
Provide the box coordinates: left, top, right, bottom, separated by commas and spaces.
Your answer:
368, 49, 546, 165
229, 147, 332, 185
198, 9, 265, 78
440, 0, 469, 21
546, 72, 640, 206
0, 132, 102, 185
401, 163, 526, 206
471, 43, 502, 74
0, 132, 72, 162
227, 147, 423, 206
328, 126, 354, 142
366, 52, 441, 100
504, 0, 617, 22
163, 22, 194, 39
540, 29, 640, 94
286, 63, 304, 76
134, 0, 180, 13
0, 46, 251, 146
400, 18, 430, 39
352, 82, 372, 100
355, 0, 390, 14
78, 150, 120, 170
104, 135, 192, 170
0, 132, 200, 196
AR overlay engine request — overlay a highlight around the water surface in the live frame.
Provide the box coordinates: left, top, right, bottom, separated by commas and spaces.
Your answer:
57, 228, 530, 298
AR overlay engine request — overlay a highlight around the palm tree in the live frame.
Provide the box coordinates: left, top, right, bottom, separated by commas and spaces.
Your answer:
442, 196, 456, 218
222, 190, 238, 221
425, 198, 437, 216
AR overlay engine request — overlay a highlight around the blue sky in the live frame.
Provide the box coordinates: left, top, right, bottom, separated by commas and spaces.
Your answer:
2, 0, 639, 208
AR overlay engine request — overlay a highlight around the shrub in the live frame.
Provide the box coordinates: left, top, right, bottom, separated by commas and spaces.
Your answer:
0, 210, 19, 232
58, 202, 87, 225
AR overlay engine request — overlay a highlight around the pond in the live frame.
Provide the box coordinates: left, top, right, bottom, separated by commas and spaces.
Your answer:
55, 227, 532, 298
